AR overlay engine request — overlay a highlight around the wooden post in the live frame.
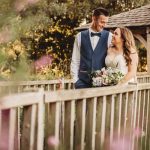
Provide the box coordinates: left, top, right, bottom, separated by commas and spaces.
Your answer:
147, 27, 150, 74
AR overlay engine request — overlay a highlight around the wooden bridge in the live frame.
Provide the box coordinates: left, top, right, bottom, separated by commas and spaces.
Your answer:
1, 4, 150, 150
0, 74, 149, 150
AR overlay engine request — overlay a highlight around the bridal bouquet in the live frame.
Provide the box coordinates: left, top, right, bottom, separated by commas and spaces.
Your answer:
91, 67, 124, 87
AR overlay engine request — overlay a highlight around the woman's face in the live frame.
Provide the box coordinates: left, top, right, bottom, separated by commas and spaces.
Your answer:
112, 28, 123, 46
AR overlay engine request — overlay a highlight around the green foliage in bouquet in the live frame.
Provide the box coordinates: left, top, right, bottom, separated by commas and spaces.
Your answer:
91, 67, 124, 87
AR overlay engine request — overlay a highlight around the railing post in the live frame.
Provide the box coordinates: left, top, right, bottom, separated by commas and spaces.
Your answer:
147, 27, 150, 74
37, 88, 45, 150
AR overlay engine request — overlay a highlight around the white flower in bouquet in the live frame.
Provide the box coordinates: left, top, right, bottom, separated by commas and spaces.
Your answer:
92, 76, 103, 87
91, 67, 124, 87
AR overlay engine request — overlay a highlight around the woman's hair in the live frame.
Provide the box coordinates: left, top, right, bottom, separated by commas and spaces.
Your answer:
119, 27, 136, 66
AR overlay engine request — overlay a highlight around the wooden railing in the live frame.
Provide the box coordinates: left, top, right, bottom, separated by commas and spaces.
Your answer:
0, 90, 44, 150
0, 83, 150, 150
137, 74, 150, 83
0, 74, 149, 94
0, 79, 74, 95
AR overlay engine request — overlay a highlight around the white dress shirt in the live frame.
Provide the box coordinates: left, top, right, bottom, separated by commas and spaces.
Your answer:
70, 28, 112, 82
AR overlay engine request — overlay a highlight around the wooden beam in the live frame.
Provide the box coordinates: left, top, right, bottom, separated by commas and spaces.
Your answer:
147, 27, 150, 74
134, 34, 147, 49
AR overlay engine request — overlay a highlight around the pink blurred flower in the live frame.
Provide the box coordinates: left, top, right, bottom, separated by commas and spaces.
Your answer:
104, 128, 141, 150
34, 55, 53, 70
0, 110, 18, 150
14, 0, 40, 12
0, 110, 9, 150
134, 127, 144, 137
27, 0, 40, 4
0, 28, 12, 44
47, 136, 59, 147
14, 2, 26, 12
110, 136, 131, 150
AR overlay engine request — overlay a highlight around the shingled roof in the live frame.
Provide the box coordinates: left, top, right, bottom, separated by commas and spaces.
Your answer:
76, 4, 150, 30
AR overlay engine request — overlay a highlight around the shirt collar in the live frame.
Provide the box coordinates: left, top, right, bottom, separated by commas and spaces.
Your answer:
89, 27, 102, 33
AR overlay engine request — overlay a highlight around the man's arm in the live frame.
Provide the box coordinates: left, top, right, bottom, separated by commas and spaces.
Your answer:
70, 33, 81, 83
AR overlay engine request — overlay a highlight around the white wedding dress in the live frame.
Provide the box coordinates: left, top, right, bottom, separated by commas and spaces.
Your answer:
105, 54, 137, 84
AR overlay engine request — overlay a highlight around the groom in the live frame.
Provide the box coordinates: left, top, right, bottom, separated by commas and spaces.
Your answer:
71, 7, 112, 89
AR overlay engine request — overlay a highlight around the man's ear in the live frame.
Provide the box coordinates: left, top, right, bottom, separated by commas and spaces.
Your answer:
92, 16, 95, 21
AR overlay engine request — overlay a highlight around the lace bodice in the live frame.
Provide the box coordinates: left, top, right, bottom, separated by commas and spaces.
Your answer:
105, 54, 128, 75
105, 54, 137, 83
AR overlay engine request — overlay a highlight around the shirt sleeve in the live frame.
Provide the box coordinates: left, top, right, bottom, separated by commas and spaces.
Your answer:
70, 32, 81, 83
107, 32, 112, 48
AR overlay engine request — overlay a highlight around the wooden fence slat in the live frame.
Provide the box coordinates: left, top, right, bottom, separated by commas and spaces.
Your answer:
105, 95, 111, 148
29, 104, 37, 150
74, 99, 85, 150
45, 103, 56, 150
91, 97, 97, 150
85, 98, 95, 150
17, 108, 21, 150
110, 95, 115, 144
145, 90, 150, 149
54, 84, 56, 91
135, 90, 141, 148
133, 87, 138, 129
64, 100, 75, 150
81, 99, 86, 150
137, 90, 142, 132
101, 96, 106, 146
37, 95, 44, 150
64, 101, 72, 150
141, 90, 146, 150
59, 102, 65, 149
9, 108, 16, 150
70, 100, 75, 150
128, 91, 135, 150
55, 102, 60, 147
95, 97, 103, 150
131, 88, 138, 150
123, 92, 129, 136
118, 93, 122, 139
21, 106, 32, 150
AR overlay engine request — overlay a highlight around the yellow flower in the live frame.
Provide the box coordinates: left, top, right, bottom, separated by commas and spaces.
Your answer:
8, 50, 17, 59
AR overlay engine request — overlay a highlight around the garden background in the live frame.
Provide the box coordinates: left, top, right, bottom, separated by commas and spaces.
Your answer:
0, 0, 149, 81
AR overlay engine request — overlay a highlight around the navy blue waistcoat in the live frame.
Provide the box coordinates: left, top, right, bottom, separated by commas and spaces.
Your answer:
79, 29, 109, 84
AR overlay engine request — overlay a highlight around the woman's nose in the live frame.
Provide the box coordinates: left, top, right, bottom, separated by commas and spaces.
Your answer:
112, 34, 115, 37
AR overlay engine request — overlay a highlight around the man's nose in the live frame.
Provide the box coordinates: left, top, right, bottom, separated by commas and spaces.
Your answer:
102, 23, 106, 27
101, 23, 105, 28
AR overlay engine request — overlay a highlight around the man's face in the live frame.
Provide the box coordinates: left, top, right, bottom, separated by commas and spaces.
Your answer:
92, 15, 108, 31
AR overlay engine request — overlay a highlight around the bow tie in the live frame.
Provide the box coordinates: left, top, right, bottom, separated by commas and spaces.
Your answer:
91, 32, 101, 37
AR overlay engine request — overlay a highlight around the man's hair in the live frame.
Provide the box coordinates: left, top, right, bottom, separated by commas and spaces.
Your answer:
92, 7, 109, 17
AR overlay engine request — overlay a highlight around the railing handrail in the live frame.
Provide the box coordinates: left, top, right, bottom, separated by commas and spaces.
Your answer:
0, 92, 43, 109
0, 73, 149, 87
0, 79, 73, 86
45, 83, 147, 102
0, 83, 150, 109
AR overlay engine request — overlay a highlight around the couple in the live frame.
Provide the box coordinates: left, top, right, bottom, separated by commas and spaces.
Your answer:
71, 7, 138, 89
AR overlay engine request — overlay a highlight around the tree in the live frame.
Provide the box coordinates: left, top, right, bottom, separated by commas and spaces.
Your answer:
1, 0, 149, 80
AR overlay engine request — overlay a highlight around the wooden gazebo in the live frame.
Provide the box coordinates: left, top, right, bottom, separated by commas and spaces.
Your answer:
76, 4, 150, 74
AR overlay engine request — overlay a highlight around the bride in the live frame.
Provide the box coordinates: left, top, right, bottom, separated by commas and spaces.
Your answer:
105, 27, 138, 85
